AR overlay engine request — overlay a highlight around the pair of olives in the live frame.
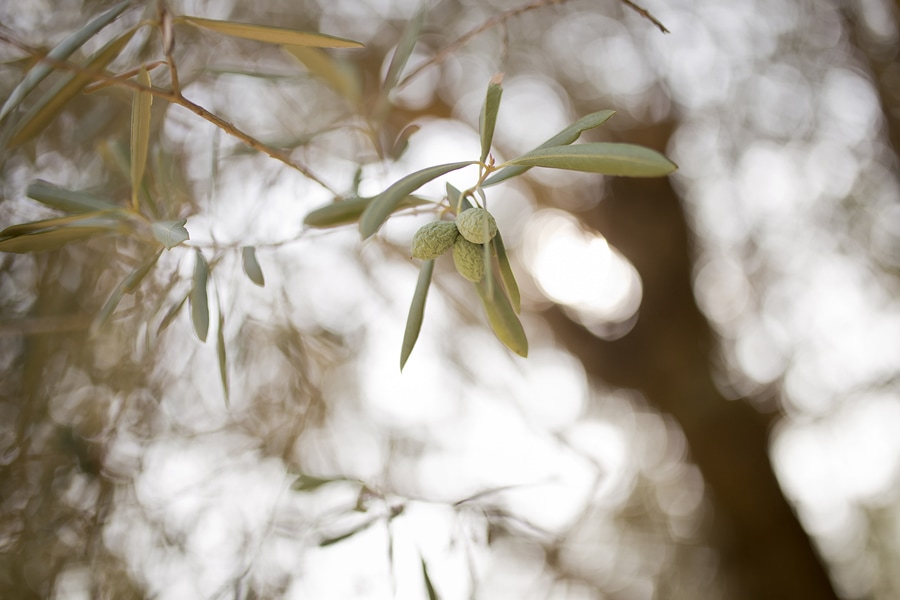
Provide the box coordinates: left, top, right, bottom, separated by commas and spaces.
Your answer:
410, 208, 498, 282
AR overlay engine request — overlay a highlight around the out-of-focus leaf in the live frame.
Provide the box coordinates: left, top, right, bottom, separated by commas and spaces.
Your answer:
479, 74, 503, 164
151, 219, 189, 249
190, 249, 209, 342
157, 292, 188, 335
319, 519, 377, 547
8, 28, 137, 148
389, 123, 420, 160
360, 161, 477, 239
283, 45, 361, 104
483, 110, 616, 187
492, 232, 520, 313
0, 0, 133, 121
400, 259, 434, 371
92, 249, 162, 332
421, 556, 440, 600
131, 66, 152, 209
241, 246, 265, 287
475, 275, 528, 357
374, 4, 426, 122
217, 306, 228, 405
0, 212, 124, 253
181, 16, 363, 48
26, 180, 120, 212
304, 195, 430, 229
292, 474, 355, 492
501, 143, 677, 177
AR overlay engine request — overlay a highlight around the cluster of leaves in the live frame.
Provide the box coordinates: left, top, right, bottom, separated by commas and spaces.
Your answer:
0, 0, 675, 380
304, 77, 677, 368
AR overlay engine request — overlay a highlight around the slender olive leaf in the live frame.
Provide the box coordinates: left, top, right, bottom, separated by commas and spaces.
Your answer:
151, 219, 189, 249
475, 275, 528, 357
0, 0, 133, 121
304, 195, 430, 229
190, 249, 210, 342
26, 180, 120, 212
0, 211, 122, 237
130, 66, 152, 209
492, 232, 520, 314
283, 45, 361, 104
240, 246, 265, 287
180, 16, 363, 48
157, 292, 188, 335
483, 109, 617, 187
92, 249, 162, 331
445, 183, 474, 214
389, 123, 420, 160
400, 259, 434, 371
479, 75, 503, 164
360, 161, 477, 239
8, 29, 137, 148
373, 4, 426, 122
501, 143, 677, 177
217, 306, 229, 406
0, 212, 124, 253
292, 474, 356, 492
319, 519, 379, 547
421, 556, 440, 600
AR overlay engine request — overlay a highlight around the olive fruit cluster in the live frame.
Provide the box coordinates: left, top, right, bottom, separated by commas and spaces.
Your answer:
411, 208, 498, 282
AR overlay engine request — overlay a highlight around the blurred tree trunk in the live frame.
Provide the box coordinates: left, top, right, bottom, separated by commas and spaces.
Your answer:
544, 122, 841, 600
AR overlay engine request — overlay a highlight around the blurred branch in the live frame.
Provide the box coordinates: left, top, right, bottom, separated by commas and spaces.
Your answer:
0, 31, 337, 195
619, 0, 670, 34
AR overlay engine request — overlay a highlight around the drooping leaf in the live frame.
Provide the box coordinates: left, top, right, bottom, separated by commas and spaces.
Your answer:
319, 519, 377, 547
190, 249, 209, 342
130, 66, 153, 209
181, 16, 363, 48
483, 110, 617, 187
92, 249, 162, 332
500, 143, 677, 177
283, 45, 361, 104
304, 195, 430, 229
8, 28, 137, 148
217, 304, 229, 405
373, 4, 426, 122
492, 232, 520, 314
0, 0, 133, 121
475, 275, 528, 357
26, 180, 120, 213
240, 246, 265, 287
400, 259, 434, 371
151, 219, 189, 249
0, 212, 124, 253
421, 556, 440, 600
479, 74, 503, 164
389, 123, 420, 160
157, 292, 189, 335
360, 161, 477, 239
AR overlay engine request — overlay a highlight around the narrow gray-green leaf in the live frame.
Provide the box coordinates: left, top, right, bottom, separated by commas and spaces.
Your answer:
421, 556, 440, 600
8, 28, 137, 148
374, 4, 426, 122
26, 180, 120, 213
483, 110, 617, 187
190, 249, 209, 342
217, 306, 229, 406
492, 232, 520, 313
305, 195, 429, 229
157, 293, 188, 335
283, 45, 361, 104
130, 66, 152, 209
292, 474, 355, 492
241, 246, 265, 287
501, 143, 677, 177
445, 183, 474, 214
151, 219, 189, 249
123, 249, 163, 293
400, 259, 434, 371
479, 74, 503, 164
475, 275, 528, 357
0, 212, 124, 253
181, 16, 363, 48
92, 249, 161, 332
0, 0, 133, 121
360, 161, 476, 239
319, 519, 377, 547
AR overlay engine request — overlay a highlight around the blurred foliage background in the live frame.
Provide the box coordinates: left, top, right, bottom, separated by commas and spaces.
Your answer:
1, 0, 899, 598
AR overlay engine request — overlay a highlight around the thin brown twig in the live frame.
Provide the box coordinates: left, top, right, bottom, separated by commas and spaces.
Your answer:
0, 31, 337, 194
619, 0, 670, 34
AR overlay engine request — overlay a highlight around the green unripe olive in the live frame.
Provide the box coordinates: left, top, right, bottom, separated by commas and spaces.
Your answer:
411, 221, 459, 260
453, 237, 485, 282
456, 208, 497, 244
